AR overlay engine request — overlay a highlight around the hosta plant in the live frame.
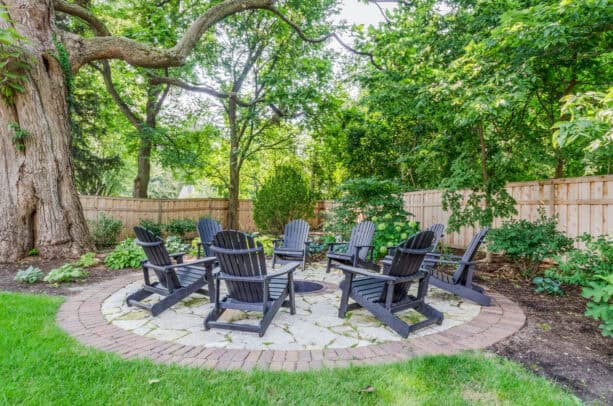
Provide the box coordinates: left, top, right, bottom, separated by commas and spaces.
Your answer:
532, 277, 564, 296
44, 264, 87, 284
14, 266, 44, 284
165, 236, 189, 254
104, 239, 146, 270
72, 252, 98, 268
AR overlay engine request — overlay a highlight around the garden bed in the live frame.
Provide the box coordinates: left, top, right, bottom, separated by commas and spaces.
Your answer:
474, 255, 613, 404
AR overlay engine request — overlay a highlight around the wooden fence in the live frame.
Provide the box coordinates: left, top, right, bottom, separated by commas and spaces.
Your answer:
80, 196, 332, 239
403, 175, 612, 248
81, 175, 611, 245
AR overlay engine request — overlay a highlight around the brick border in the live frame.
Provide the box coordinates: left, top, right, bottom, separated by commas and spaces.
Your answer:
56, 273, 525, 371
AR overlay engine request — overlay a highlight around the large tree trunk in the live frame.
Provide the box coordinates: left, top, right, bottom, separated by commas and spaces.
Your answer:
0, 0, 92, 261
133, 138, 152, 198
227, 157, 241, 230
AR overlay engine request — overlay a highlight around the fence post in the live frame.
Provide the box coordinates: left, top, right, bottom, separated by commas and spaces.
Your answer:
157, 199, 162, 224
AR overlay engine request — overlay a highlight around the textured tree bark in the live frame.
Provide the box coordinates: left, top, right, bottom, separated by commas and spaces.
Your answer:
133, 139, 152, 198
0, 0, 92, 261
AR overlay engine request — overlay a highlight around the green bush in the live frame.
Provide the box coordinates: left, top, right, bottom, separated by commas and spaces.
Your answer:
104, 239, 146, 270
309, 233, 338, 254
252, 234, 275, 256
14, 266, 44, 284
488, 209, 573, 276
165, 219, 196, 239
165, 236, 189, 254
88, 213, 122, 248
44, 264, 87, 284
532, 276, 564, 296
582, 273, 613, 337
253, 165, 315, 235
138, 219, 163, 237
372, 215, 420, 259
546, 234, 612, 286
72, 252, 98, 268
325, 177, 412, 239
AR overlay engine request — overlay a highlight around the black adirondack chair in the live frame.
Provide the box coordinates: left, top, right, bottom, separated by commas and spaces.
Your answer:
206, 231, 298, 336
326, 221, 377, 273
337, 231, 443, 338
422, 227, 491, 306
382, 223, 445, 273
196, 218, 223, 258
272, 219, 310, 269
127, 226, 216, 316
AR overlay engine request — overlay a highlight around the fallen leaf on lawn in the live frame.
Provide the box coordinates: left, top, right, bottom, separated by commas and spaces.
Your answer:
148, 379, 160, 385
360, 386, 375, 393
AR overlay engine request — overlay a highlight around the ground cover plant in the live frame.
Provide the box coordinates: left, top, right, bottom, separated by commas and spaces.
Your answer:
0, 292, 579, 405
13, 266, 44, 284
104, 239, 146, 270
43, 264, 87, 284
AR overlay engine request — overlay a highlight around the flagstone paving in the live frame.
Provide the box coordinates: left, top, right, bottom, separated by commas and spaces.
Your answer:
57, 262, 525, 371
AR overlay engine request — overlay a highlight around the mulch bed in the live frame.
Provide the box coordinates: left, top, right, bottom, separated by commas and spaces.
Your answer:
473, 255, 613, 404
0, 254, 136, 296
1, 252, 611, 402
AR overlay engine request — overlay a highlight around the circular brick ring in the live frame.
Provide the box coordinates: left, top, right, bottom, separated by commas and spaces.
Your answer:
56, 273, 525, 371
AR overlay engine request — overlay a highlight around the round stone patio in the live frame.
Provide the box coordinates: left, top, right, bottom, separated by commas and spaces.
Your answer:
57, 262, 525, 371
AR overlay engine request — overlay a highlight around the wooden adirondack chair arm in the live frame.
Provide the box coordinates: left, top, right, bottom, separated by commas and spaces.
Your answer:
327, 242, 348, 252
387, 271, 429, 284
425, 252, 462, 261
264, 262, 300, 280
337, 264, 396, 281
427, 258, 478, 267
144, 257, 216, 273
217, 273, 266, 282
355, 244, 375, 261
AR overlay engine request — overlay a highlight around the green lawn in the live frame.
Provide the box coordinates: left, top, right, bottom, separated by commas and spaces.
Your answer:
0, 292, 579, 405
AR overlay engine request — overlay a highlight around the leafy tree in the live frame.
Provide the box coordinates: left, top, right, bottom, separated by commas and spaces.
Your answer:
155, 6, 335, 227
253, 165, 315, 235
0, 0, 348, 260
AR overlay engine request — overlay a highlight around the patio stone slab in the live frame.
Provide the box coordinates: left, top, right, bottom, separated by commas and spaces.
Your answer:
56, 261, 525, 371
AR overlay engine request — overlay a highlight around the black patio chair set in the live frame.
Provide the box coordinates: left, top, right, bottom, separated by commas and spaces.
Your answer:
127, 217, 491, 337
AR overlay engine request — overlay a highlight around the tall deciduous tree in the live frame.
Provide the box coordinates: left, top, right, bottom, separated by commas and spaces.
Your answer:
0, 0, 334, 261
153, 6, 334, 228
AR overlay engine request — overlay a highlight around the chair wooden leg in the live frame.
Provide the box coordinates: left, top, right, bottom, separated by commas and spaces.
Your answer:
338, 273, 353, 318
288, 272, 296, 315
326, 258, 333, 273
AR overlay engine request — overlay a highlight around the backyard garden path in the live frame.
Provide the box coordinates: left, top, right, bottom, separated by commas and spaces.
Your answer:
56, 262, 525, 371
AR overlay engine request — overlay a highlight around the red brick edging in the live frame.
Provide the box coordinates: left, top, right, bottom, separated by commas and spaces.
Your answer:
56, 273, 525, 371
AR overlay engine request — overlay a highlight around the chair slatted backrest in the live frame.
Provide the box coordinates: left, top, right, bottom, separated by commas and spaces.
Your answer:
427, 224, 445, 251
134, 226, 180, 288
197, 218, 223, 256
211, 231, 268, 303
381, 230, 434, 303
452, 227, 489, 283
347, 221, 375, 261
282, 219, 310, 250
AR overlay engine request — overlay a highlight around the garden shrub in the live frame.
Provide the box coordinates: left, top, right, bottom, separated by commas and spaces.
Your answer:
308, 233, 338, 254
165, 219, 196, 239
104, 239, 146, 270
372, 215, 420, 259
72, 252, 98, 268
165, 236, 189, 254
14, 266, 44, 284
532, 276, 564, 296
88, 213, 122, 248
582, 273, 613, 337
138, 219, 163, 237
544, 234, 612, 337
44, 264, 87, 284
253, 165, 315, 235
487, 209, 573, 276
326, 177, 415, 245
545, 234, 612, 286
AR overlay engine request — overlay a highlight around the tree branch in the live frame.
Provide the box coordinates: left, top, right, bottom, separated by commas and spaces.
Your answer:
54, 0, 111, 36
63, 0, 275, 72
265, 6, 383, 70
90, 61, 144, 128
148, 75, 261, 107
